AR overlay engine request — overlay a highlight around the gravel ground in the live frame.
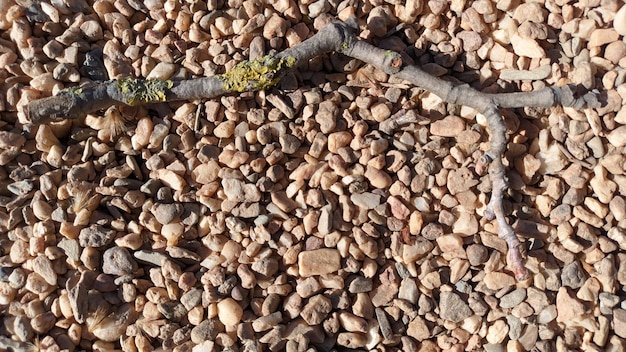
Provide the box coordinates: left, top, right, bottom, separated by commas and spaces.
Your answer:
1, 0, 626, 351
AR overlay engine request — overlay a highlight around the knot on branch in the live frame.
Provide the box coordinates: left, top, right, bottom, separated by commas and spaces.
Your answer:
553, 84, 601, 109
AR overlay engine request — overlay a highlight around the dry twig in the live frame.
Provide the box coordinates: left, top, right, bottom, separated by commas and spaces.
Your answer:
25, 20, 601, 280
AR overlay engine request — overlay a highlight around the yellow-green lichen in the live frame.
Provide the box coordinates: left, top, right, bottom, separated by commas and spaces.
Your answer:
219, 55, 296, 92
117, 78, 173, 106
58, 86, 83, 96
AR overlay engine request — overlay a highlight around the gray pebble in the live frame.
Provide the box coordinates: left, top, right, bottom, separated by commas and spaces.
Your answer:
102, 247, 138, 276
78, 225, 116, 248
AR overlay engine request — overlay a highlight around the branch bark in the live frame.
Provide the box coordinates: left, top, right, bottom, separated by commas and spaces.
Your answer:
26, 20, 600, 281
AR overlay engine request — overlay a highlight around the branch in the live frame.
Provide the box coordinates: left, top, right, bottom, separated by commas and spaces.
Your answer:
26, 20, 600, 281
25, 22, 352, 123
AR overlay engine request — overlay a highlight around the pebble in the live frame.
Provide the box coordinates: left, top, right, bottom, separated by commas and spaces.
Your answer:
587, 29, 619, 48
560, 261, 587, 289
499, 65, 551, 81
607, 125, 626, 147
604, 41, 626, 64
279, 134, 301, 154
78, 225, 116, 248
350, 192, 381, 210
298, 248, 341, 277
486, 319, 509, 344
466, 244, 489, 266
191, 319, 220, 344
90, 304, 137, 342
32, 255, 57, 286
499, 288, 526, 309
146, 62, 176, 80
387, 196, 410, 219
556, 287, 586, 324
102, 247, 138, 276
364, 166, 393, 189
510, 34, 546, 58
407, 315, 430, 341
252, 311, 283, 332
439, 291, 473, 323
398, 278, 419, 304
300, 294, 332, 325
483, 272, 515, 290
430, 115, 465, 137
217, 298, 243, 326
615, 5, 626, 36
338, 311, 368, 333
614, 309, 626, 338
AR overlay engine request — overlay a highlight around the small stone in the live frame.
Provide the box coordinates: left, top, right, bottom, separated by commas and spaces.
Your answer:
102, 247, 138, 276
213, 120, 235, 138
613, 309, 626, 338
402, 239, 434, 263
191, 160, 220, 184
132, 117, 153, 150
317, 205, 333, 235
370, 282, 399, 307
78, 225, 116, 248
338, 311, 368, 333
371, 102, 392, 122
615, 5, 626, 36
153, 169, 187, 191
430, 115, 465, 137
556, 287, 586, 324
510, 34, 545, 58
217, 298, 243, 326
607, 125, 626, 147
512, 3, 545, 23
337, 332, 368, 348
499, 289, 526, 309
146, 62, 176, 80
467, 244, 489, 266
94, 274, 117, 292
279, 134, 301, 154
447, 167, 479, 195
457, 30, 482, 51
350, 192, 381, 210
407, 316, 430, 341
436, 233, 464, 253
483, 272, 515, 290
387, 196, 410, 219
604, 41, 626, 64
90, 304, 136, 342
327, 131, 352, 153
486, 319, 509, 344
157, 301, 187, 322
0, 131, 26, 149
191, 319, 220, 344
398, 278, 419, 304
499, 65, 551, 81
588, 28, 619, 48
365, 166, 393, 189
251, 257, 279, 277
32, 255, 57, 286
561, 261, 587, 289
348, 276, 372, 294
152, 203, 183, 224
300, 295, 332, 325
439, 291, 472, 323
298, 249, 341, 277
161, 223, 184, 246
